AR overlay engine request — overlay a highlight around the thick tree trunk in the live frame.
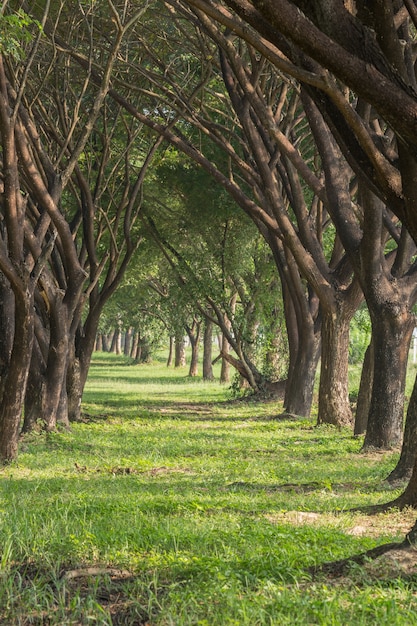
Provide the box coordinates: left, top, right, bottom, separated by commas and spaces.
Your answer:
22, 342, 45, 434
124, 327, 133, 356
354, 341, 373, 436
0, 290, 35, 462
138, 337, 151, 363
41, 299, 70, 431
363, 310, 414, 450
56, 381, 70, 429
284, 321, 320, 417
386, 372, 417, 484
388, 455, 417, 509
174, 333, 186, 367
188, 342, 199, 376
130, 333, 138, 359
203, 319, 214, 380
102, 333, 110, 352
0, 275, 14, 400
95, 333, 103, 352
317, 308, 354, 427
110, 327, 122, 354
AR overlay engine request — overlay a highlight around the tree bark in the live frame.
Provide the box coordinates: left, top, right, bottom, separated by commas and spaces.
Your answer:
363, 308, 414, 450
0, 289, 35, 462
22, 342, 45, 434
317, 306, 354, 427
175, 333, 186, 367
67, 352, 83, 423
203, 318, 214, 380
354, 341, 373, 436
220, 332, 231, 383
186, 320, 201, 377
284, 315, 321, 417
102, 333, 110, 352
386, 372, 417, 484
95, 334, 103, 352
0, 275, 15, 404
167, 336, 174, 367
124, 327, 133, 356
130, 333, 139, 359
110, 328, 122, 354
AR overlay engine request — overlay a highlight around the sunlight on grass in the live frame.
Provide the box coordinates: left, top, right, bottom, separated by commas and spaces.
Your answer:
0, 352, 415, 624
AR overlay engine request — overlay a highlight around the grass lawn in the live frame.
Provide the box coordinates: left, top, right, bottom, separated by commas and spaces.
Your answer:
0, 353, 417, 624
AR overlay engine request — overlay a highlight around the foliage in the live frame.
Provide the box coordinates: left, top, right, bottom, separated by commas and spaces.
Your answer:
349, 306, 371, 364
0, 354, 415, 623
0, 9, 40, 59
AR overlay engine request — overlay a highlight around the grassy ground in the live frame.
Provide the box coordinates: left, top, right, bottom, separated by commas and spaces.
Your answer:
1, 353, 417, 624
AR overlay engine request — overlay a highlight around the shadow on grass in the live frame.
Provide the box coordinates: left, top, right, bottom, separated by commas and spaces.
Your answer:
224, 480, 388, 495
89, 373, 201, 386
81, 392, 288, 423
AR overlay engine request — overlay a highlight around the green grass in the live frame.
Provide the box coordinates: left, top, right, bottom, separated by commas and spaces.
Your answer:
0, 352, 416, 624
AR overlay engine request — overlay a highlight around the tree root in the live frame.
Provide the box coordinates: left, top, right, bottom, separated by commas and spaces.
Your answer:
310, 530, 417, 578
61, 567, 133, 581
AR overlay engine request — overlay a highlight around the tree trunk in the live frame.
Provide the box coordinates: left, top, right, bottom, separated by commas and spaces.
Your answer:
363, 309, 414, 450
167, 336, 174, 367
124, 327, 133, 356
67, 352, 83, 423
188, 327, 201, 377
317, 307, 354, 427
284, 320, 320, 418
110, 327, 122, 354
0, 274, 14, 400
95, 334, 103, 352
174, 333, 186, 367
0, 290, 35, 462
102, 333, 110, 352
41, 298, 70, 431
203, 319, 214, 380
138, 337, 151, 363
22, 342, 45, 434
354, 341, 374, 435
220, 332, 231, 383
386, 372, 417, 483
388, 456, 417, 509
130, 333, 139, 359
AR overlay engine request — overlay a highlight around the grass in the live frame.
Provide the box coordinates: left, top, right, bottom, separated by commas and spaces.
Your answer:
0, 352, 417, 624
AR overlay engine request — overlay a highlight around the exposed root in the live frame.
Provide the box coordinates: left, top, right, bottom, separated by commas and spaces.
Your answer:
311, 529, 417, 578
61, 567, 133, 581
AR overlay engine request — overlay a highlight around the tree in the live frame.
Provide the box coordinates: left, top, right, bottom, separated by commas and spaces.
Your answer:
0, 1, 157, 458
184, 0, 417, 535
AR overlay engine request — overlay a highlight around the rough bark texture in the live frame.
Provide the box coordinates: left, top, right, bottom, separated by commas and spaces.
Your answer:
220, 333, 231, 383
22, 342, 45, 434
284, 320, 320, 418
354, 341, 373, 436
175, 334, 186, 367
0, 290, 34, 462
67, 353, 82, 423
202, 319, 214, 380
363, 309, 414, 450
317, 308, 353, 427
386, 373, 417, 483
